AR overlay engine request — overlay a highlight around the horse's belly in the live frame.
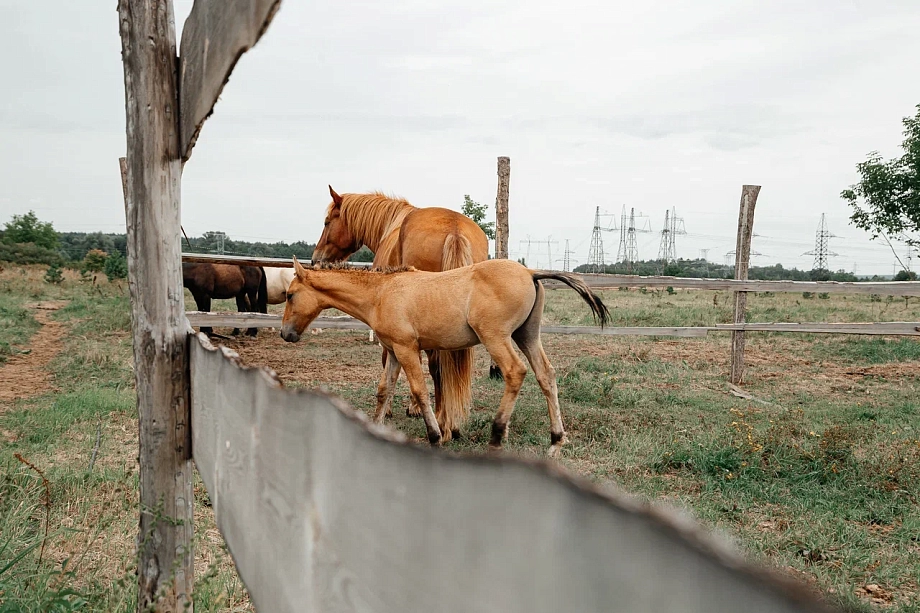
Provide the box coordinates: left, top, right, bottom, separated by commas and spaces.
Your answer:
416, 325, 479, 352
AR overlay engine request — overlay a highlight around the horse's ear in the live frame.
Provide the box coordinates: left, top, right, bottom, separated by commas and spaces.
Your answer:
328, 185, 343, 208
293, 256, 307, 280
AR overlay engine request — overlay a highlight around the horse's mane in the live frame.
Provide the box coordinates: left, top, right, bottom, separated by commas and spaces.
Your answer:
330, 192, 416, 251
310, 261, 416, 275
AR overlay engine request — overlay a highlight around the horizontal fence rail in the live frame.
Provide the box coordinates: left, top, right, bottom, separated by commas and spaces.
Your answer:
185, 312, 920, 337
182, 253, 372, 268
181, 254, 920, 296
189, 332, 834, 613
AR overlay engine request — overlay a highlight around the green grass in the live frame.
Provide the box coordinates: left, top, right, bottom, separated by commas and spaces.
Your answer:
4, 264, 920, 611
0, 266, 250, 612
0, 292, 40, 364
813, 337, 920, 364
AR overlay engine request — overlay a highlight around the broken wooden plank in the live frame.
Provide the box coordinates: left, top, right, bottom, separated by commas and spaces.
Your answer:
179, 0, 282, 160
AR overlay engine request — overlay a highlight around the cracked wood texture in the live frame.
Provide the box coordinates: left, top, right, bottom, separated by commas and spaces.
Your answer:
190, 333, 838, 613
179, 0, 281, 161
117, 1, 193, 610
731, 185, 761, 385
495, 156, 510, 259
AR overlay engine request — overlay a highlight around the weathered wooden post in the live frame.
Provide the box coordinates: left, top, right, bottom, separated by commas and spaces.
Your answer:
117, 0, 194, 610
490, 156, 511, 379
730, 185, 761, 385
495, 156, 510, 260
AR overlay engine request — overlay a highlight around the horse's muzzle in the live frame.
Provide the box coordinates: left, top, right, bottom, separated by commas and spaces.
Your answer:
280, 325, 300, 343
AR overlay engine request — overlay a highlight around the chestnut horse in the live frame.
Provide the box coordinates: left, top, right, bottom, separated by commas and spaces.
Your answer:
311, 186, 489, 440
182, 262, 267, 336
280, 258, 610, 456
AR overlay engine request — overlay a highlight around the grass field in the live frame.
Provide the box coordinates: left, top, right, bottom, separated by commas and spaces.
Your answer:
1, 263, 919, 611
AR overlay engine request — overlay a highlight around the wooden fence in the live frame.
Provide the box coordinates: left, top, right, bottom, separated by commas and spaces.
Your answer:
120, 0, 848, 610
191, 332, 834, 613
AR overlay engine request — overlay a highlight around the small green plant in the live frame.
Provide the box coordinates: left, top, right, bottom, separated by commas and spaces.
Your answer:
802, 291, 815, 299
870, 293, 882, 302
818, 292, 830, 300
44, 263, 63, 284
638, 287, 648, 294
666, 286, 676, 295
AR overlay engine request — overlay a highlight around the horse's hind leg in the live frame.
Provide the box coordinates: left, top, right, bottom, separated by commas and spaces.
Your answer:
244, 289, 259, 336
375, 350, 402, 424
512, 280, 566, 456
513, 331, 565, 457
479, 338, 528, 450
232, 294, 248, 336
393, 345, 442, 446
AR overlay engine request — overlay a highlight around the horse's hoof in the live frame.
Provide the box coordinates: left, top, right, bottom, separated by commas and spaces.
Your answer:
427, 431, 442, 447
451, 429, 462, 441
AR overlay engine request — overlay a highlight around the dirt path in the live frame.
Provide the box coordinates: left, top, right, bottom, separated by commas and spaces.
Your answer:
0, 301, 68, 408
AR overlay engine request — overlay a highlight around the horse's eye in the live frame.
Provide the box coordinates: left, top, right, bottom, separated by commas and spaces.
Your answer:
286, 292, 293, 301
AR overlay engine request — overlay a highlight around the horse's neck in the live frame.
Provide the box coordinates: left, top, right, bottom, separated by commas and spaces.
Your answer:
311, 272, 383, 323
352, 199, 413, 252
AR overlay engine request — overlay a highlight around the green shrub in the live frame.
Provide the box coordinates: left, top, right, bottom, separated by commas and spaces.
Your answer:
44, 263, 64, 284
103, 251, 127, 281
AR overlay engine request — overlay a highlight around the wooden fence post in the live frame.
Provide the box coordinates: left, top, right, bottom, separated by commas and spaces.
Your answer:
495, 156, 510, 260
118, 1, 194, 610
730, 185, 761, 385
490, 156, 511, 379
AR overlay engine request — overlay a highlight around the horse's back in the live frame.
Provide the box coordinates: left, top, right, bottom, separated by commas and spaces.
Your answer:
397, 207, 489, 271
265, 267, 295, 304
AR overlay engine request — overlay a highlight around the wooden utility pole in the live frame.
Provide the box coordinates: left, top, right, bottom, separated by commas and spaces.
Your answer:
730, 185, 761, 385
495, 156, 510, 260
117, 1, 194, 610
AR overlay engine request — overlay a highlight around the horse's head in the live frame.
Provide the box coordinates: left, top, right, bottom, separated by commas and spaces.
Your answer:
312, 185, 361, 263
280, 256, 324, 343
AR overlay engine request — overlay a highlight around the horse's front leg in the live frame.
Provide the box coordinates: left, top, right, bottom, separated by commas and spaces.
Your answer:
375, 350, 402, 424
393, 345, 442, 446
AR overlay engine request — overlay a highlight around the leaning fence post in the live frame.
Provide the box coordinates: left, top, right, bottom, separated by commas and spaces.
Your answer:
730, 185, 761, 385
118, 0, 195, 609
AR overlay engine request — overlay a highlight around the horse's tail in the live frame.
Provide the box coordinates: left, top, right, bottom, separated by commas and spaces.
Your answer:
441, 233, 473, 271
531, 271, 610, 327
257, 267, 268, 314
436, 232, 475, 440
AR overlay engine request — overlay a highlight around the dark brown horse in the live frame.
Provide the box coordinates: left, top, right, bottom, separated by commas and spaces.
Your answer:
311, 186, 490, 441
183, 263, 267, 336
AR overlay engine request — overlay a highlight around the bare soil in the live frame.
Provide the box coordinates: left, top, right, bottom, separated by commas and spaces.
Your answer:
0, 301, 67, 408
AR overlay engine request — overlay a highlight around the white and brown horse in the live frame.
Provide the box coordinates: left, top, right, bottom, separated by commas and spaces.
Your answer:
263, 267, 295, 305
280, 257, 610, 457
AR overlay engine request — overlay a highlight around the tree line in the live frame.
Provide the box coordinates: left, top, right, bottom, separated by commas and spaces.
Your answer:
572, 259, 868, 282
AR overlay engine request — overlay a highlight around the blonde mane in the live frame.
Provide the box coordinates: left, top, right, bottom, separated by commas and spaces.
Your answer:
310, 261, 416, 275
328, 192, 416, 252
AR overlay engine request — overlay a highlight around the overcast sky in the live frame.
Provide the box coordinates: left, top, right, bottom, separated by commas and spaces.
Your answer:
2, 0, 919, 274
